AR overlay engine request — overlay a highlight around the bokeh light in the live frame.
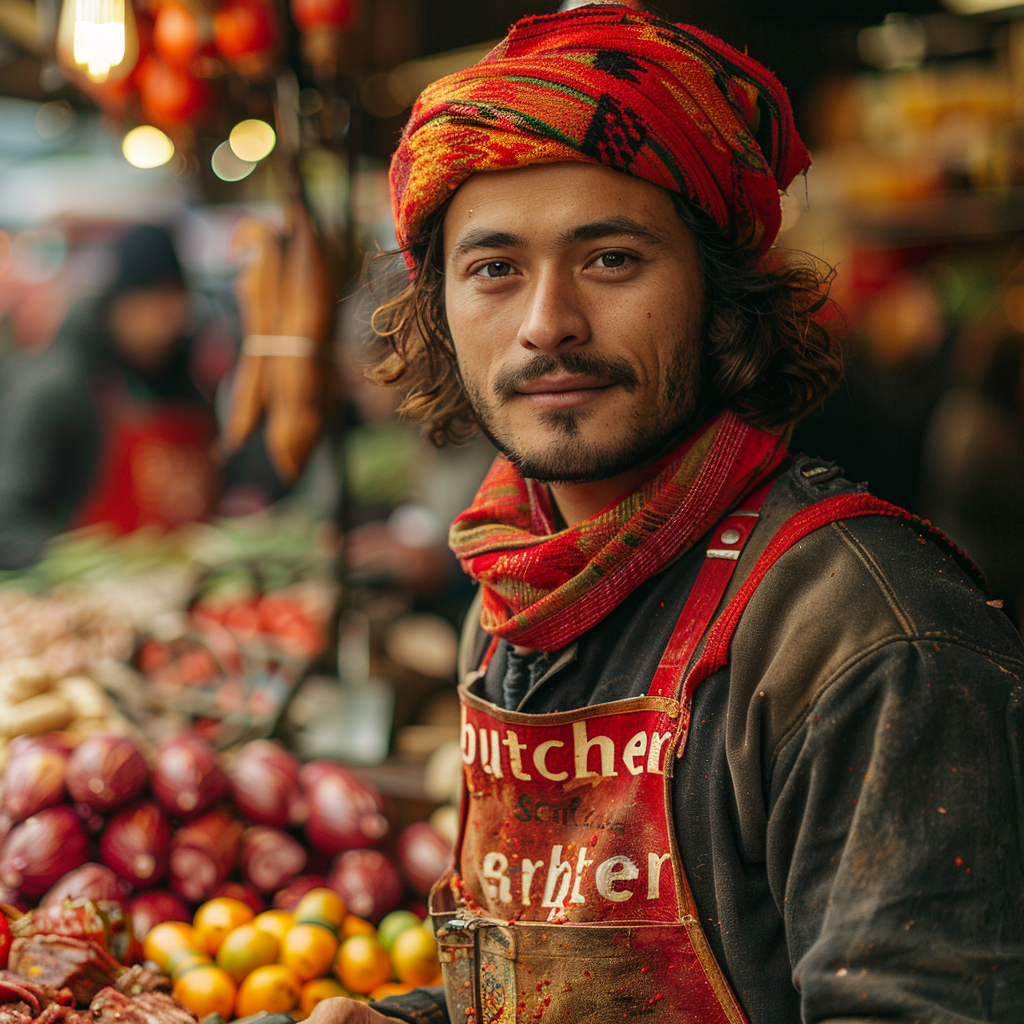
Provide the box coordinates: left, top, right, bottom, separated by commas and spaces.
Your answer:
211, 140, 256, 182
229, 120, 276, 163
122, 125, 175, 169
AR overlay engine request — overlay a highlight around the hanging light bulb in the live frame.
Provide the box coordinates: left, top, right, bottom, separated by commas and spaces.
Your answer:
56, 0, 140, 84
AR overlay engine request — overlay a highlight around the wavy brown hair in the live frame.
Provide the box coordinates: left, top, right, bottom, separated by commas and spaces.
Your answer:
368, 195, 842, 447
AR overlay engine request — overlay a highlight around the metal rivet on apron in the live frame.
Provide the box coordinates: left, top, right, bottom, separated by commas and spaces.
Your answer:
720, 527, 741, 545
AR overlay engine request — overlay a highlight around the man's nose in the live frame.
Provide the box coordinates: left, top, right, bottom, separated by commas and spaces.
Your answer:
516, 269, 591, 352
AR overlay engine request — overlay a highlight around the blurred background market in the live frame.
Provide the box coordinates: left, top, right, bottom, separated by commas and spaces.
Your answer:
0, 0, 1021, 1015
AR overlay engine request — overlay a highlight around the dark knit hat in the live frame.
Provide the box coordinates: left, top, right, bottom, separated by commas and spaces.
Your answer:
109, 224, 184, 295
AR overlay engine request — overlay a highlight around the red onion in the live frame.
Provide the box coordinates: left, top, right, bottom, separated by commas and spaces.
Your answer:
7, 734, 74, 759
239, 826, 307, 894
212, 881, 265, 914
328, 849, 404, 923
229, 741, 306, 829
125, 890, 190, 944
271, 874, 329, 910
0, 883, 31, 913
42, 863, 130, 906
396, 822, 452, 898
152, 734, 227, 820
3, 744, 69, 821
168, 808, 242, 903
0, 805, 89, 897
100, 800, 172, 888
300, 762, 390, 855
66, 735, 147, 813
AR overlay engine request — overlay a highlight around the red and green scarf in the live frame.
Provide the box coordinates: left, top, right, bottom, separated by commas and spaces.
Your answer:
449, 411, 789, 652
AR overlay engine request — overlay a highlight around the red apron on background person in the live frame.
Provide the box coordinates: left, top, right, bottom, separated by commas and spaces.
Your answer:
74, 375, 219, 534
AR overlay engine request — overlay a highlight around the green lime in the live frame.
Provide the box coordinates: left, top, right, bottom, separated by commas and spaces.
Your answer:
376, 910, 421, 952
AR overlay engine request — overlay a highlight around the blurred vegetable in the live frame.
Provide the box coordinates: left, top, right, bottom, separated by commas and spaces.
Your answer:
100, 800, 172, 888
300, 762, 389, 855
42, 863, 130, 906
0, 805, 90, 897
3, 742, 69, 821
212, 0, 276, 59
66, 735, 147, 812
211, 881, 265, 914
290, 0, 357, 31
153, 733, 227, 819
168, 808, 243, 902
229, 741, 306, 829
152, 1, 203, 69
125, 890, 191, 944
328, 850, 403, 923
396, 822, 451, 898
0, 908, 9, 969
138, 56, 210, 124
271, 874, 328, 910
239, 826, 306, 895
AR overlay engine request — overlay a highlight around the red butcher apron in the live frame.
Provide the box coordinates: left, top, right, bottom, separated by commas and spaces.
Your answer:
433, 486, 948, 1023
75, 375, 218, 534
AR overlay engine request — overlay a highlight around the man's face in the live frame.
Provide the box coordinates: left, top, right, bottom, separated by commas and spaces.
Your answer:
443, 162, 706, 483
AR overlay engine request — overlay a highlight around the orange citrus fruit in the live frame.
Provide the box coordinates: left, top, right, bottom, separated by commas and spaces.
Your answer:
193, 897, 255, 955
172, 964, 237, 1019
235, 963, 302, 1017
340, 914, 376, 939
369, 981, 415, 1000
281, 922, 340, 981
299, 977, 347, 1016
390, 926, 440, 987
253, 909, 293, 944
143, 921, 202, 973
215, 923, 279, 982
169, 950, 213, 980
293, 888, 346, 931
333, 934, 391, 995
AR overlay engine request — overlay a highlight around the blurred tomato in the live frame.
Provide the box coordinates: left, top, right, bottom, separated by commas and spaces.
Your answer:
290, 0, 357, 31
0, 912, 10, 969
139, 56, 210, 123
213, 0, 276, 59
153, 2, 203, 69
138, 639, 172, 674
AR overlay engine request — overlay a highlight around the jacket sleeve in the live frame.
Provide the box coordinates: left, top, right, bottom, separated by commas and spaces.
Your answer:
371, 986, 449, 1023
0, 361, 98, 569
768, 638, 1024, 1023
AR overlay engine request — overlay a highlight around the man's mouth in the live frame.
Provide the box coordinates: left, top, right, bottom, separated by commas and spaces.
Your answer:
513, 373, 616, 408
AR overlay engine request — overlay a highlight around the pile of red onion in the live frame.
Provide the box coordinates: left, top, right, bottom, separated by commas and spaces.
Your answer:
0, 731, 452, 934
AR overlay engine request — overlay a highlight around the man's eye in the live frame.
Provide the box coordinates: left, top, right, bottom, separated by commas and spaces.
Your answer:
476, 261, 513, 278
593, 252, 630, 269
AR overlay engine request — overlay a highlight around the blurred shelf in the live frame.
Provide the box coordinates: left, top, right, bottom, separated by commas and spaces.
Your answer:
845, 188, 1024, 244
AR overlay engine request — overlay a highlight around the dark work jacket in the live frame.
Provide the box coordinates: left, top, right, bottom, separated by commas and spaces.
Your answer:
375, 456, 1024, 1024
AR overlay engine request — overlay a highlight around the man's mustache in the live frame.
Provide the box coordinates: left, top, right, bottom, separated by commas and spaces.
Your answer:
493, 352, 639, 401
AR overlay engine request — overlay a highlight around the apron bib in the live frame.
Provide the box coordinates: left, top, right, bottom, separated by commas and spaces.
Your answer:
431, 487, 771, 1024
75, 375, 218, 533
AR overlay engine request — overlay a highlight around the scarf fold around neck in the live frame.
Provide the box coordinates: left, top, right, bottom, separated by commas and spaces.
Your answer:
449, 411, 788, 652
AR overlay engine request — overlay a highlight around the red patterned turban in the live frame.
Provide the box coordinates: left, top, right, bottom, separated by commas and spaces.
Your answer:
390, 2, 809, 262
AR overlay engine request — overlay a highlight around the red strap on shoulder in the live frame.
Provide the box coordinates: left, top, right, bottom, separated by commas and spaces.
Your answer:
679, 493, 983, 714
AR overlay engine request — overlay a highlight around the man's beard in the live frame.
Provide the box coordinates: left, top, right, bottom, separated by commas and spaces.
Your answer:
460, 337, 702, 484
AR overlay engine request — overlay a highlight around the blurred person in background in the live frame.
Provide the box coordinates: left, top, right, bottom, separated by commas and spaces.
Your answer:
921, 330, 1024, 630
792, 268, 952, 514
0, 224, 218, 568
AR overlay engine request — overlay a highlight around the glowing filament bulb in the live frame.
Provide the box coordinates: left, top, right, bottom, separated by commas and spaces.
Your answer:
57, 0, 138, 84
73, 0, 126, 80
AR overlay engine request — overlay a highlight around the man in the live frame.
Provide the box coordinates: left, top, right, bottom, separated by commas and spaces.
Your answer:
314, 3, 1024, 1022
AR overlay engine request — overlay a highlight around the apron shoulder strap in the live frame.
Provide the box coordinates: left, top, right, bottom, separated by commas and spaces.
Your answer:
679, 492, 985, 713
